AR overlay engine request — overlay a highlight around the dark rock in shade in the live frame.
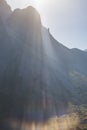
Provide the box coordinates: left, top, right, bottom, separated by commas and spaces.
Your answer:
76, 127, 82, 130
0, 0, 87, 128
81, 119, 87, 124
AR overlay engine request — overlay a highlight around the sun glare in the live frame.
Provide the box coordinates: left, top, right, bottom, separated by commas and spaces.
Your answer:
6, 0, 48, 11
6, 0, 49, 26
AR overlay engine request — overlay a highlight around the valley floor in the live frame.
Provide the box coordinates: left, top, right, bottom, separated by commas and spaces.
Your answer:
3, 113, 87, 130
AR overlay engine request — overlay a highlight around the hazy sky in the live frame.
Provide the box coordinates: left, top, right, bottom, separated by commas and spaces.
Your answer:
6, 0, 87, 50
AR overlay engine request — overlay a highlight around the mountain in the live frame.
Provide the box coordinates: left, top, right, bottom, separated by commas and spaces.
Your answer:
84, 49, 87, 52
0, 0, 87, 128
0, 0, 11, 22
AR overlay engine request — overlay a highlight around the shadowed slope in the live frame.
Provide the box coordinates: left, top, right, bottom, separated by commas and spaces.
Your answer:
0, 1, 87, 129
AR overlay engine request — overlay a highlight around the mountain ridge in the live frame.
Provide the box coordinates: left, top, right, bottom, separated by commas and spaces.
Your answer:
0, 0, 87, 127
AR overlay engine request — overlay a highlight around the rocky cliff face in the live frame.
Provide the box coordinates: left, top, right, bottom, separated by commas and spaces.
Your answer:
0, 0, 11, 22
0, 0, 87, 126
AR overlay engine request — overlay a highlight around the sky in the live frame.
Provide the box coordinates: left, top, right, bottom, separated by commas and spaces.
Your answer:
6, 0, 87, 50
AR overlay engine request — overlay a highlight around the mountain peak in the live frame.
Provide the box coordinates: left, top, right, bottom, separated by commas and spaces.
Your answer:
12, 6, 41, 22
0, 0, 11, 12
21, 6, 41, 18
26, 6, 37, 11
0, 0, 12, 21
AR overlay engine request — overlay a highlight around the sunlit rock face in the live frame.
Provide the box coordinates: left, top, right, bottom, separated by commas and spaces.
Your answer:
0, 0, 87, 129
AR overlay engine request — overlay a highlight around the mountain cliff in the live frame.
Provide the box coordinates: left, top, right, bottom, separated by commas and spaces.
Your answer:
0, 0, 11, 22
0, 0, 87, 127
